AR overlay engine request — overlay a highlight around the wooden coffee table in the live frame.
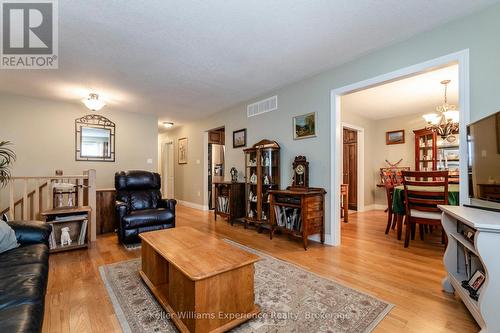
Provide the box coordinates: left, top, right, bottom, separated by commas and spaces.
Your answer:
139, 227, 260, 333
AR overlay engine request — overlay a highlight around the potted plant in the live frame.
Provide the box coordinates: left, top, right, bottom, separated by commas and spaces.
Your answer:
0, 141, 16, 188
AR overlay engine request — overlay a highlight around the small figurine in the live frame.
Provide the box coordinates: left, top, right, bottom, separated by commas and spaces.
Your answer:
249, 210, 254, 218
264, 156, 271, 167
60, 227, 72, 246
262, 211, 267, 220
57, 193, 64, 208
67, 195, 74, 207
264, 175, 270, 185
252, 195, 258, 202
249, 191, 254, 201
230, 167, 238, 183
250, 172, 257, 184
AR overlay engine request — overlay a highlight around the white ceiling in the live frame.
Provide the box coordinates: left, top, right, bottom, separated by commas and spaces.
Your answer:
342, 64, 459, 120
0, 1, 495, 130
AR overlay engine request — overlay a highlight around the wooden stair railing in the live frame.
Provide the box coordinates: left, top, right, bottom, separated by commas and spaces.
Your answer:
0, 182, 48, 219
1, 169, 97, 242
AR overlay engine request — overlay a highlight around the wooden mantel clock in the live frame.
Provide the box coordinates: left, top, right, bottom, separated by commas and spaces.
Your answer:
291, 156, 309, 189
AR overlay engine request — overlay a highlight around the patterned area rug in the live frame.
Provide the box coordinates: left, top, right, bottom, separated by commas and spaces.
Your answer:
99, 240, 393, 333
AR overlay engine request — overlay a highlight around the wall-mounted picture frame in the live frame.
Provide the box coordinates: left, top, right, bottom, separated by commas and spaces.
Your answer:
386, 130, 405, 145
293, 112, 316, 140
178, 137, 188, 164
233, 128, 247, 148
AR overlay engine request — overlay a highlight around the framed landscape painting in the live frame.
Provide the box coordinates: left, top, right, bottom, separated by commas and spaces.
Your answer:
386, 130, 405, 145
233, 128, 247, 148
178, 137, 188, 164
293, 112, 316, 140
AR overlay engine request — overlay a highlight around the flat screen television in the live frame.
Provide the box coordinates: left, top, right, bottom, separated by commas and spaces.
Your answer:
466, 111, 500, 212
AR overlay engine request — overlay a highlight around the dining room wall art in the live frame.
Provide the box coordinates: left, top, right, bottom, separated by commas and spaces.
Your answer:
386, 129, 405, 145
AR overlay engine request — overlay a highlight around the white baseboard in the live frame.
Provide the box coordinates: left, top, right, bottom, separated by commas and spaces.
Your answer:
362, 204, 387, 211
308, 234, 334, 246
176, 199, 209, 211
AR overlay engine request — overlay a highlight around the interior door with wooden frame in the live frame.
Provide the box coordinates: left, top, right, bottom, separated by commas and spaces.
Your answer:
343, 128, 358, 210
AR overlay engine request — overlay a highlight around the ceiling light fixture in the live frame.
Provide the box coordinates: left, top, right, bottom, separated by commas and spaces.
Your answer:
163, 122, 174, 128
82, 93, 106, 112
422, 79, 459, 139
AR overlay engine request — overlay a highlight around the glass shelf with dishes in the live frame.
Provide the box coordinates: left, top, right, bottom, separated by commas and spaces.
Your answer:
243, 140, 280, 231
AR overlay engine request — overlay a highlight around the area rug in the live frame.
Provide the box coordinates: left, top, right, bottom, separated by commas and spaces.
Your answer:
99, 240, 393, 333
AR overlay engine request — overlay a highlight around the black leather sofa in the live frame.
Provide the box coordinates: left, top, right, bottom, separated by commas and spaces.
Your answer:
115, 170, 176, 244
0, 220, 51, 332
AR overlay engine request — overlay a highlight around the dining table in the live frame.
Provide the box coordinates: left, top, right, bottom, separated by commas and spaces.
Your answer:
391, 183, 460, 240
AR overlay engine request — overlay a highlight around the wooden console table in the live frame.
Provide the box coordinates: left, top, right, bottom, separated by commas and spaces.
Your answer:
269, 187, 326, 250
440, 205, 500, 332
139, 227, 260, 333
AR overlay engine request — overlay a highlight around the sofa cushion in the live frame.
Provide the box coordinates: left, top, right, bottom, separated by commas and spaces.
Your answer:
0, 303, 45, 333
122, 208, 174, 229
0, 220, 19, 254
0, 243, 49, 267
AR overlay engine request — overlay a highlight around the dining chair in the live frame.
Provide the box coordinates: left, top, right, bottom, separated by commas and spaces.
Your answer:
401, 170, 449, 248
381, 171, 397, 234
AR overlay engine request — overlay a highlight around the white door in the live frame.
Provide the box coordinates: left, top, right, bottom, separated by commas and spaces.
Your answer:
162, 142, 174, 198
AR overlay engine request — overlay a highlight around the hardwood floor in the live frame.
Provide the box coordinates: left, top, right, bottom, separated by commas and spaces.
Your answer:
42, 206, 479, 333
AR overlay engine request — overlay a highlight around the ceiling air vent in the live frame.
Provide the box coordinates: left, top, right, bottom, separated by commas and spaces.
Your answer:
247, 95, 278, 118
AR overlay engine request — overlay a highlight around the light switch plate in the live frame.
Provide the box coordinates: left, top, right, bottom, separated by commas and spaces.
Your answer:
147, 158, 153, 164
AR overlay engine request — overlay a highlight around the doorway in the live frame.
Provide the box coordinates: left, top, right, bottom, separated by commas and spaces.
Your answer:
207, 127, 225, 210
330, 50, 470, 246
161, 141, 174, 199
343, 128, 358, 210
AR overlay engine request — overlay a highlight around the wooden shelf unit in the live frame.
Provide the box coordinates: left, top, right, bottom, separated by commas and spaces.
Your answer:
243, 139, 280, 231
440, 205, 500, 332
213, 181, 245, 225
41, 206, 91, 253
269, 187, 326, 250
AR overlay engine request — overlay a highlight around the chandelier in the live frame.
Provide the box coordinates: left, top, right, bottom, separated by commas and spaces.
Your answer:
422, 79, 459, 139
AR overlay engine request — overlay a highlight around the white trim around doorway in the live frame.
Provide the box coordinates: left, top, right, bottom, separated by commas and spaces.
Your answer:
330, 49, 470, 246
341, 122, 365, 213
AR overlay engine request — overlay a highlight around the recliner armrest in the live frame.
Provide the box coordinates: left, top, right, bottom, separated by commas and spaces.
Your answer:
115, 200, 129, 218
8, 220, 52, 246
158, 199, 176, 214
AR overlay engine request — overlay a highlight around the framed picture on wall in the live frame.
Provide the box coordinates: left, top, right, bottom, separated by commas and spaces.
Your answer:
386, 130, 405, 145
178, 137, 188, 164
293, 112, 316, 140
233, 128, 247, 148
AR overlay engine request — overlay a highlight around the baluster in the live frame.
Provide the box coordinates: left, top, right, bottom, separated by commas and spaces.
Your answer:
77, 178, 83, 206
47, 179, 53, 210
34, 179, 40, 219
22, 179, 28, 219
9, 181, 15, 220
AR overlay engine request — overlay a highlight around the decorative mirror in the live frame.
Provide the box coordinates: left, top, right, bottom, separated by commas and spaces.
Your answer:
75, 114, 115, 162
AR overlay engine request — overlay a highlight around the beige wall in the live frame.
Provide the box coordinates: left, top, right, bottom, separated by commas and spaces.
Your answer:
1, 93, 158, 208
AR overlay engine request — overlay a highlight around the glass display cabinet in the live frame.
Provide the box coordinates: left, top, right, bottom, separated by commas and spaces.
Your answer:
414, 128, 437, 171
243, 139, 280, 232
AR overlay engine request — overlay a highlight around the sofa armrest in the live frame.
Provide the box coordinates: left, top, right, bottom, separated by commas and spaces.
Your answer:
8, 220, 52, 246
159, 199, 177, 214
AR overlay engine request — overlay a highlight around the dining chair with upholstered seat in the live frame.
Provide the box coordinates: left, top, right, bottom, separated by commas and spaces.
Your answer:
402, 170, 449, 248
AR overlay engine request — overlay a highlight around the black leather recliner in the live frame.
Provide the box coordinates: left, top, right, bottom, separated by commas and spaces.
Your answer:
0, 220, 51, 332
115, 170, 176, 244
